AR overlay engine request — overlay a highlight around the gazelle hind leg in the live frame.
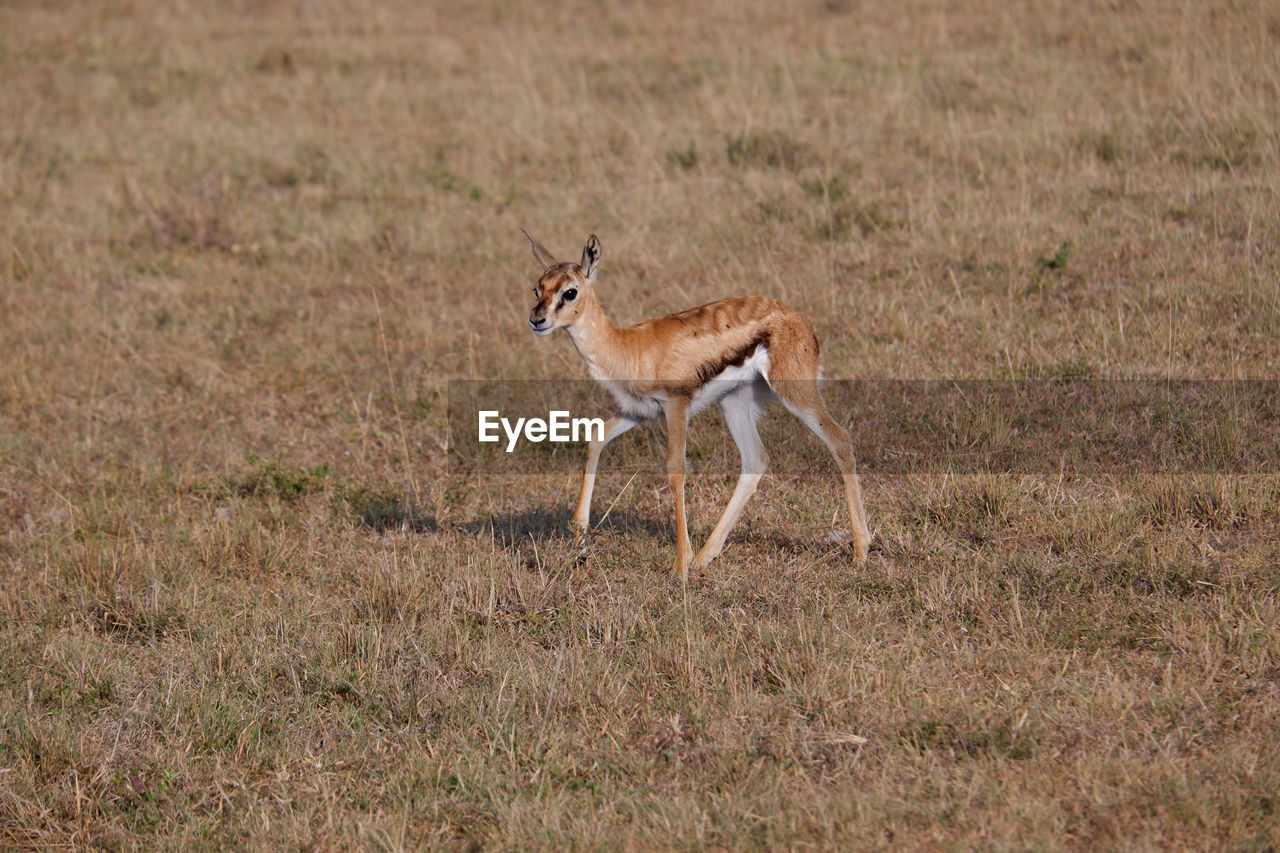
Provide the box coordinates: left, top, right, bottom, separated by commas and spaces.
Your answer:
771, 380, 871, 561
573, 414, 640, 544
692, 382, 770, 570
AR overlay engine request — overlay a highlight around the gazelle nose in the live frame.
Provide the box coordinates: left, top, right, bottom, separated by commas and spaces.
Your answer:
530, 316, 547, 328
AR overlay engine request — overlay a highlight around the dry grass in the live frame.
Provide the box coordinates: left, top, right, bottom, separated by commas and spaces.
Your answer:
2, 0, 1279, 848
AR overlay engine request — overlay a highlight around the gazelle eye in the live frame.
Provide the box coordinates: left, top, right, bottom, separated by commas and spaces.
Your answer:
563, 288, 578, 301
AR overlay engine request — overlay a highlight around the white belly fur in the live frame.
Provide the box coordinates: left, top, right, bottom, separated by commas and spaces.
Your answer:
690, 345, 770, 415
603, 379, 664, 419
595, 345, 771, 420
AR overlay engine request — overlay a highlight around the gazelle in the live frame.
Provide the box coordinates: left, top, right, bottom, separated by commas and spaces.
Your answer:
523, 231, 871, 577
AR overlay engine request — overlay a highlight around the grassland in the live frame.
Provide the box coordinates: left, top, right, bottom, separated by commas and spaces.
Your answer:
2, 0, 1279, 848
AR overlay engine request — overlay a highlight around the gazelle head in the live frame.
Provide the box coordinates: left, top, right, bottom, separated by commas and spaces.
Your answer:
523, 231, 600, 337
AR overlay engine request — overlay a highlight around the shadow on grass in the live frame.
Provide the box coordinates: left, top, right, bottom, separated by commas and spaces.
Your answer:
748, 528, 872, 561
462, 507, 671, 550
345, 489, 438, 534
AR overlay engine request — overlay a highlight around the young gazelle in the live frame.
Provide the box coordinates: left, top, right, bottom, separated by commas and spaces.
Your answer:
523, 231, 871, 577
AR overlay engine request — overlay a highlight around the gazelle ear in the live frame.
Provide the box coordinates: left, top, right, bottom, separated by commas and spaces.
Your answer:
580, 234, 601, 283
522, 229, 558, 269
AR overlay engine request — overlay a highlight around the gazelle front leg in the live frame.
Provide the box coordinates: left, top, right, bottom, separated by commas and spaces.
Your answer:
662, 397, 694, 578
572, 414, 641, 545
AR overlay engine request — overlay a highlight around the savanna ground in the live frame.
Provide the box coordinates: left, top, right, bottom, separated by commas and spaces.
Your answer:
2, 0, 1279, 848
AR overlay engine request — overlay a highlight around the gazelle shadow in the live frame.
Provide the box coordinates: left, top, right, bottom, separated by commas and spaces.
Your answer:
347, 491, 439, 534
462, 507, 671, 551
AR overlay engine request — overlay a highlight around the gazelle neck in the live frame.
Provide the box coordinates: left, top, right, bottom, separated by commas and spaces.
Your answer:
565, 292, 620, 377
